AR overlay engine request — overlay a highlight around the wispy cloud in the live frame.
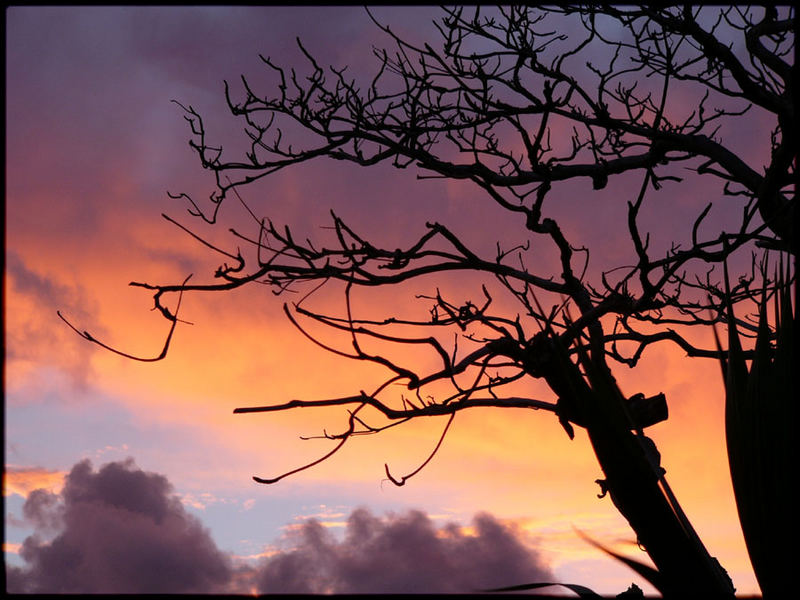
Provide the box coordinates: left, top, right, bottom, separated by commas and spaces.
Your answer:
4, 543, 23, 555
3, 466, 66, 498
5, 252, 100, 391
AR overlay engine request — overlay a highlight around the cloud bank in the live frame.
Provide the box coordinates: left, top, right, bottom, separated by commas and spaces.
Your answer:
6, 459, 553, 594
6, 459, 232, 593
257, 507, 552, 593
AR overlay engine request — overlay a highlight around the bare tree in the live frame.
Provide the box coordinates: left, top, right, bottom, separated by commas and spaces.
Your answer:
62, 6, 795, 596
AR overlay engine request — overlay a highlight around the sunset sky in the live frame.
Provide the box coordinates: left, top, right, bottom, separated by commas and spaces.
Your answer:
4, 6, 776, 595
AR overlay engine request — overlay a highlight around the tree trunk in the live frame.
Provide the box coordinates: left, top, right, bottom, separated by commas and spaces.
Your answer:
543, 333, 736, 596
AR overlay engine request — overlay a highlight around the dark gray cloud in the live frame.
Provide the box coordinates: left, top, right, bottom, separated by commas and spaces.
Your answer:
7, 458, 553, 594
21, 489, 62, 533
256, 507, 553, 594
6, 459, 232, 593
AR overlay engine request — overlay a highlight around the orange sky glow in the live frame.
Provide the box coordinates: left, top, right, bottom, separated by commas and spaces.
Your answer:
6, 5, 786, 596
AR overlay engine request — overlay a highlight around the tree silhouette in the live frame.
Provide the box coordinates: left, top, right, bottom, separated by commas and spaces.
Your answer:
62, 6, 795, 596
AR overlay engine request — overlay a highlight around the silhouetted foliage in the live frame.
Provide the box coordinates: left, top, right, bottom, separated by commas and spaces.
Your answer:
63, 6, 795, 596
713, 258, 796, 597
